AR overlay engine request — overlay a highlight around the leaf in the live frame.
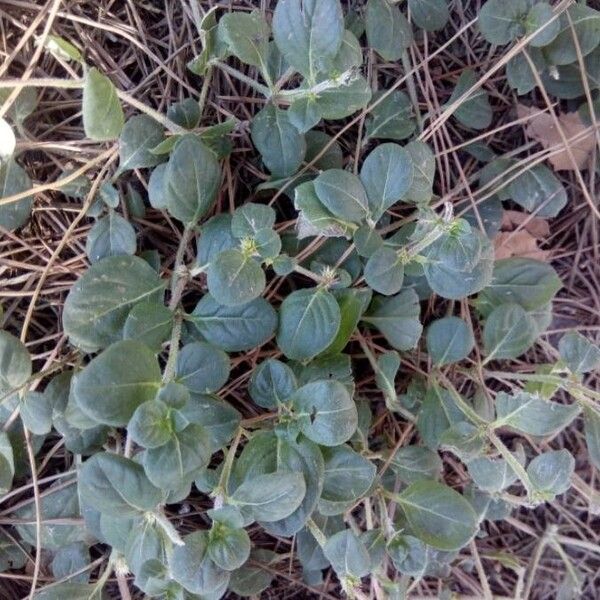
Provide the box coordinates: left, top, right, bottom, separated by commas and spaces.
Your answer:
63, 255, 164, 352
208, 525, 251, 571
82, 67, 124, 141
228, 549, 277, 597
249, 359, 297, 409
323, 288, 372, 355
0, 330, 31, 400
207, 249, 265, 307
543, 4, 600, 66
494, 211, 551, 261
143, 424, 212, 489
320, 444, 376, 508
0, 433, 14, 495
477, 257, 561, 314
507, 164, 567, 218
21, 391, 52, 435
288, 96, 322, 133
360, 143, 414, 221
230, 472, 306, 522
167, 98, 201, 129
190, 294, 277, 352
397, 480, 479, 551
128, 400, 172, 448
323, 529, 371, 578
86, 212, 136, 263
0, 158, 33, 231
164, 134, 221, 224
117, 115, 164, 174
483, 303, 538, 360
34, 583, 106, 600
389, 446, 442, 484
272, 0, 344, 81
362, 289, 423, 351
72, 340, 161, 426
408, 0, 449, 31
78, 453, 162, 516
196, 214, 237, 268
291, 380, 358, 446
405, 140, 436, 204
51, 542, 90, 584
559, 331, 600, 375
386, 534, 426, 578
305, 130, 344, 170
251, 105, 306, 177
364, 247, 404, 296
365, 0, 413, 61
416, 384, 464, 449
426, 316, 474, 366
176, 342, 230, 394
478, 0, 530, 45
219, 10, 270, 68
448, 69, 492, 130
123, 302, 173, 353
518, 105, 596, 172
468, 457, 518, 493
583, 405, 600, 471
231, 203, 276, 239
494, 391, 579, 436
526, 3, 560, 47
366, 90, 415, 141
527, 449, 574, 498
314, 75, 372, 119
313, 169, 369, 224
277, 288, 341, 361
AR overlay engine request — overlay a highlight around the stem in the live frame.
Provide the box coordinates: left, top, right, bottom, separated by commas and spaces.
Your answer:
198, 66, 213, 116
212, 62, 271, 97
214, 427, 244, 502
306, 518, 327, 547
401, 50, 423, 131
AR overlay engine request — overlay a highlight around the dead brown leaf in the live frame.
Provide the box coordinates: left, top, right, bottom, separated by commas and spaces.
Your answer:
517, 104, 596, 171
494, 209, 551, 261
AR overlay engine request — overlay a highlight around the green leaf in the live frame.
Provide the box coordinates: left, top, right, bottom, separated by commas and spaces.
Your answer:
374, 350, 400, 411
117, 115, 164, 174
405, 140, 436, 204
21, 392, 52, 435
305, 130, 344, 170
207, 249, 265, 307
291, 380, 358, 446
478, 0, 530, 45
219, 10, 270, 68
323, 529, 371, 578
86, 212, 136, 263
558, 331, 600, 375
360, 143, 414, 221
34, 583, 106, 600
176, 342, 230, 394
389, 446, 442, 484
365, 0, 413, 61
51, 542, 90, 584
583, 405, 600, 471
277, 288, 341, 361
468, 457, 518, 493
63, 255, 164, 352
228, 549, 277, 597
169, 531, 230, 596
386, 534, 426, 578
426, 316, 474, 365
128, 400, 172, 448
0, 158, 33, 231
82, 67, 124, 141
482, 303, 538, 360
0, 433, 14, 495
190, 294, 277, 352
272, 0, 344, 81
316, 76, 372, 121
477, 258, 562, 315
526, 3, 560, 47
362, 289, 422, 351
366, 90, 415, 141
508, 164, 567, 218
440, 422, 486, 462
231, 203, 276, 239
143, 423, 212, 489
449, 69, 492, 130
196, 214, 237, 267
364, 247, 404, 296
543, 4, 600, 66
397, 480, 479, 551
0, 330, 31, 400
323, 288, 372, 355
527, 450, 574, 499
78, 452, 162, 516
251, 105, 306, 178
314, 169, 369, 224
320, 444, 376, 509
494, 391, 579, 436
288, 97, 322, 133
208, 525, 251, 571
249, 359, 297, 408
230, 472, 306, 522
164, 134, 221, 224
72, 340, 161, 426
408, 0, 449, 31
167, 98, 201, 129
123, 301, 172, 353
416, 384, 464, 449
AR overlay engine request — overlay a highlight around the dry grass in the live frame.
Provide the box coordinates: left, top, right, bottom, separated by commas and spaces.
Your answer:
0, 0, 599, 598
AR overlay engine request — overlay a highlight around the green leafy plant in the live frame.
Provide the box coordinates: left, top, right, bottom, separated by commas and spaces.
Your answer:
1, 0, 600, 598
